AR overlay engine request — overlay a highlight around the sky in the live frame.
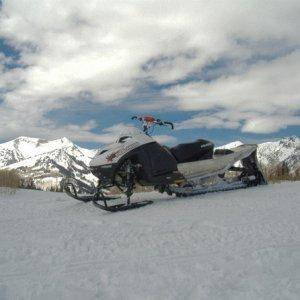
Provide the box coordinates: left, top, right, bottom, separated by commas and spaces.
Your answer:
0, 0, 300, 149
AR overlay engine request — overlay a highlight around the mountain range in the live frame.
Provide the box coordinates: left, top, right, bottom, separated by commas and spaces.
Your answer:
0, 136, 98, 190
0, 135, 299, 190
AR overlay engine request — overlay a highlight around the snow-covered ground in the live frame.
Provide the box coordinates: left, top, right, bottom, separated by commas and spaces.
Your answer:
0, 183, 299, 299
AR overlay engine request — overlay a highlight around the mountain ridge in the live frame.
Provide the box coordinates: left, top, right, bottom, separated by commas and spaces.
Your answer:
0, 136, 98, 190
0, 135, 299, 190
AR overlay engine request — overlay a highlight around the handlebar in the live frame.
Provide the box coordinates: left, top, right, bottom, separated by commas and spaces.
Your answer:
131, 116, 174, 130
156, 119, 174, 130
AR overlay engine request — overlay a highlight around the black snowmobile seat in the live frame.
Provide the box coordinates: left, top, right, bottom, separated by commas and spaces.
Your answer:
170, 139, 214, 163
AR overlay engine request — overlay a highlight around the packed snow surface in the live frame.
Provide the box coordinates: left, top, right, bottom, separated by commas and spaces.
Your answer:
0, 183, 299, 299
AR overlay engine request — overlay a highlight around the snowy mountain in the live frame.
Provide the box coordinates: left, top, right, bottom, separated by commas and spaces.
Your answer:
257, 136, 300, 175
0, 136, 98, 191
0, 136, 299, 191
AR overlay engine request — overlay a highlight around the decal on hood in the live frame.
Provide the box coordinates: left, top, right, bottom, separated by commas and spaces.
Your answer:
106, 142, 140, 162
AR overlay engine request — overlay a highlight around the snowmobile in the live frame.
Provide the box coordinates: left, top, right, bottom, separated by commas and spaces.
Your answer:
63, 115, 266, 212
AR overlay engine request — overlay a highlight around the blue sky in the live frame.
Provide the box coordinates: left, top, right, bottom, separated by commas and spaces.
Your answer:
45, 101, 299, 149
0, 1, 300, 149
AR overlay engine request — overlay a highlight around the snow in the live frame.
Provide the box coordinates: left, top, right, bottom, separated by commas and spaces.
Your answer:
0, 182, 299, 299
77, 146, 98, 160
0, 136, 98, 190
257, 136, 300, 173
0, 137, 74, 162
216, 140, 244, 149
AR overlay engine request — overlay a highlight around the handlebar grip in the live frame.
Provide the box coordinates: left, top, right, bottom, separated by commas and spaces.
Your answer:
132, 116, 143, 121
164, 121, 174, 129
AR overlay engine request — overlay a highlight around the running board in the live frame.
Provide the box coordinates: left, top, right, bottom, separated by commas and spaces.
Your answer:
170, 180, 248, 197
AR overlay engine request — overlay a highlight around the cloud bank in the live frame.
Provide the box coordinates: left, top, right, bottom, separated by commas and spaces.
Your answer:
0, 0, 299, 142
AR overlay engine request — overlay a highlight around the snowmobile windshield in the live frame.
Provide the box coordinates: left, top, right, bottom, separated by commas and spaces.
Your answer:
118, 136, 131, 143
116, 127, 143, 141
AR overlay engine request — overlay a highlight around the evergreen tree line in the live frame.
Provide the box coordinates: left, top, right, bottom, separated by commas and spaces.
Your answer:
0, 170, 63, 191
0, 170, 21, 188
262, 163, 300, 183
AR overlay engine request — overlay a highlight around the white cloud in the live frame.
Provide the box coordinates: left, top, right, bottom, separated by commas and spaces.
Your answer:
0, 106, 114, 143
0, 0, 300, 140
168, 51, 300, 133
242, 115, 300, 134
176, 113, 240, 130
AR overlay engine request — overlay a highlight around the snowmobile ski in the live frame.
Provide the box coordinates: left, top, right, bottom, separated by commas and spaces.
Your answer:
92, 199, 153, 212
91, 160, 154, 212
63, 177, 119, 203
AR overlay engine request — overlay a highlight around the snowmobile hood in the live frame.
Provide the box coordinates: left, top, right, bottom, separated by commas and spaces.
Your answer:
89, 127, 154, 167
